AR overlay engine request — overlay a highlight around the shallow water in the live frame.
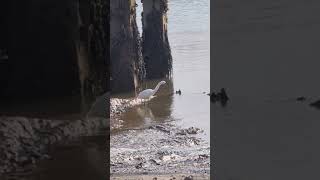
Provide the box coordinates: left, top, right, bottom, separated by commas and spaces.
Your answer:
213, 0, 320, 179
30, 135, 107, 180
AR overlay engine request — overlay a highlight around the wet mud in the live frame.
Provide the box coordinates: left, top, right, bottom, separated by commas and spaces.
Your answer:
110, 123, 210, 176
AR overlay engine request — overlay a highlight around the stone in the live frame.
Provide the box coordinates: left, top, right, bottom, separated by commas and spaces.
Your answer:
296, 96, 306, 101
184, 175, 194, 180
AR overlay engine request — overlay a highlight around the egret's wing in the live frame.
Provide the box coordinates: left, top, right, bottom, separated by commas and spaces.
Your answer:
137, 89, 153, 99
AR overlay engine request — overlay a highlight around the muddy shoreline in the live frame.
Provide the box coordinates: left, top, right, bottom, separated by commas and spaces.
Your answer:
111, 174, 209, 180
110, 98, 210, 179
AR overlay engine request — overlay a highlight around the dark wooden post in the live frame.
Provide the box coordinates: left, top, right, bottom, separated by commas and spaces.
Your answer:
142, 0, 172, 79
110, 0, 145, 93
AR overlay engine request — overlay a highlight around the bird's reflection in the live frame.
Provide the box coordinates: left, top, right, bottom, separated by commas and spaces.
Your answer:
86, 92, 109, 119
136, 106, 155, 126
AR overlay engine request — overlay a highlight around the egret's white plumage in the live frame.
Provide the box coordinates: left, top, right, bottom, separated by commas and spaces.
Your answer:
137, 81, 166, 100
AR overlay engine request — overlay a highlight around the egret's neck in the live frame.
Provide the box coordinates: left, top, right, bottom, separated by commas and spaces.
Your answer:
152, 82, 163, 95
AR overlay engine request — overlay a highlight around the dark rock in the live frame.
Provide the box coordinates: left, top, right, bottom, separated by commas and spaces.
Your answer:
176, 130, 187, 135
186, 127, 201, 134
135, 162, 143, 169
310, 100, 320, 109
150, 159, 161, 165
210, 88, 229, 106
218, 88, 229, 101
177, 127, 201, 135
209, 92, 217, 102
198, 154, 209, 160
296, 96, 306, 101
150, 125, 171, 134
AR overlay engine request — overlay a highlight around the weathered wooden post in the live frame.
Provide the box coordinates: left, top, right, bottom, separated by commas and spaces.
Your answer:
110, 0, 145, 93
141, 0, 172, 79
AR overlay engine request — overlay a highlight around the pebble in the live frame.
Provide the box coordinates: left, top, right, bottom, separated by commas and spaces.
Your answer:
184, 175, 194, 180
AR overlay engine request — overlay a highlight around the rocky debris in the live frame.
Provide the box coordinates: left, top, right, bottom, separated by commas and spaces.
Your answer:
110, 123, 210, 175
0, 116, 107, 174
135, 162, 143, 169
176, 127, 202, 135
184, 175, 194, 180
198, 154, 209, 160
149, 125, 203, 136
110, 174, 209, 180
109, 98, 209, 176
110, 98, 144, 116
310, 100, 320, 109
149, 124, 171, 134
150, 159, 161, 165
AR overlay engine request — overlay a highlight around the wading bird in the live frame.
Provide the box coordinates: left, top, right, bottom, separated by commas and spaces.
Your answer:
137, 81, 166, 101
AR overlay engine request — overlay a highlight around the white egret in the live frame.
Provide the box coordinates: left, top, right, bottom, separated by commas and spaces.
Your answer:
137, 80, 166, 100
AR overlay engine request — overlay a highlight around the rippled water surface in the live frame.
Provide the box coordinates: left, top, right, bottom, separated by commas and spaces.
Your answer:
213, 0, 320, 179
